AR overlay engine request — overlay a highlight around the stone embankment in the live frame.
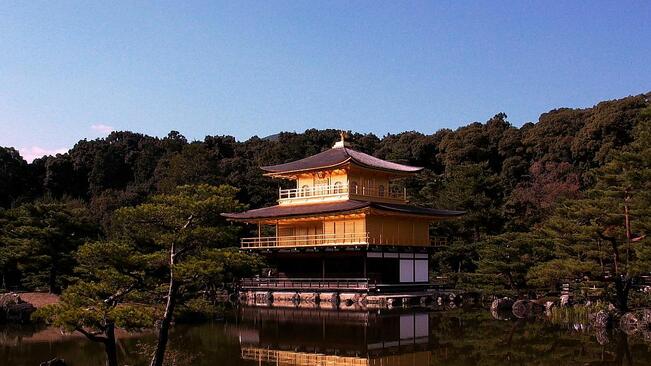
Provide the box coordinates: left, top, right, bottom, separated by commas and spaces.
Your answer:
489, 295, 651, 338
0, 292, 60, 323
241, 289, 477, 310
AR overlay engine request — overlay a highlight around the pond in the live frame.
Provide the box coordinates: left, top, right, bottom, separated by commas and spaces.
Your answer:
2, 307, 650, 365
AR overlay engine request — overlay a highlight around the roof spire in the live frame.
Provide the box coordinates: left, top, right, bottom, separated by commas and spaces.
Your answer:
333, 131, 350, 148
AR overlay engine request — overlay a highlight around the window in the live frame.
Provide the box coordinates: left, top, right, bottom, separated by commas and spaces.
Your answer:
333, 181, 343, 193
350, 181, 358, 194
378, 185, 385, 197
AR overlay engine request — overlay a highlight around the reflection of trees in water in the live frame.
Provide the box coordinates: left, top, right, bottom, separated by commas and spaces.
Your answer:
3, 310, 649, 366
428, 311, 650, 366
0, 323, 41, 347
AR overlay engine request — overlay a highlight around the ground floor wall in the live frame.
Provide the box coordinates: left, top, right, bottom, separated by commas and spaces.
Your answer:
267, 251, 430, 284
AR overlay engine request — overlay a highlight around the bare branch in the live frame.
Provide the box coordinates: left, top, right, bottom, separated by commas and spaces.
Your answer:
75, 327, 108, 343
104, 280, 141, 306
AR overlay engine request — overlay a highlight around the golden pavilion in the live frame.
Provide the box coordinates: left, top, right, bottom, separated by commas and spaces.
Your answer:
223, 134, 464, 308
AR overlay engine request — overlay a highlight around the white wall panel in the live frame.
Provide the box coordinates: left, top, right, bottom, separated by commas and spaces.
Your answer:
414, 260, 428, 282
399, 259, 414, 283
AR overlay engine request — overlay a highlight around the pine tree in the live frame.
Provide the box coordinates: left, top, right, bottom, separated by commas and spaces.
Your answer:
3, 199, 98, 293
35, 240, 156, 366
532, 117, 651, 311
36, 184, 263, 366
476, 232, 554, 296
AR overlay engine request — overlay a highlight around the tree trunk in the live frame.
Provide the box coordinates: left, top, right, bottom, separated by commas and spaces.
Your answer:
76, 325, 118, 366
49, 265, 58, 294
614, 275, 632, 313
150, 216, 192, 366
150, 244, 179, 366
150, 278, 178, 366
104, 323, 118, 366
614, 332, 632, 365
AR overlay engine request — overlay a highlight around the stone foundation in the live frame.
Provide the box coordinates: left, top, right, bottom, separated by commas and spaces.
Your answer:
240, 290, 451, 310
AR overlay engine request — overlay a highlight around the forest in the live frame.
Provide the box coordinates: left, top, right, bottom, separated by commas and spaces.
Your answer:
1, 92, 650, 308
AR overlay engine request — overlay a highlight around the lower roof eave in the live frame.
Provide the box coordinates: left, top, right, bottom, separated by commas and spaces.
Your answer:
222, 200, 465, 223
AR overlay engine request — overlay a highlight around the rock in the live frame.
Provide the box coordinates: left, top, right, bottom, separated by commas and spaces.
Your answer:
560, 294, 571, 307
0, 293, 21, 307
318, 292, 339, 305
419, 296, 429, 306
40, 358, 67, 366
595, 328, 610, 345
639, 308, 651, 327
0, 293, 37, 323
490, 297, 514, 313
387, 298, 400, 308
512, 300, 531, 318
513, 299, 545, 318
592, 310, 610, 328
643, 329, 651, 343
620, 312, 639, 335
545, 301, 555, 311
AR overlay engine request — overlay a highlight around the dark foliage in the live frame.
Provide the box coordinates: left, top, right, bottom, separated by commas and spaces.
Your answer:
0, 92, 649, 299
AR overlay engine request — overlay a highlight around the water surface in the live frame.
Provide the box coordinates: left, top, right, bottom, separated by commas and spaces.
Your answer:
2, 307, 650, 365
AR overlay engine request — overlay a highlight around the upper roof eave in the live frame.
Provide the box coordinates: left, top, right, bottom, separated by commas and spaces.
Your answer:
260, 147, 424, 176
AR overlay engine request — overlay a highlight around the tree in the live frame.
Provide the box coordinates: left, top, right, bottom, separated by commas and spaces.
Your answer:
0, 147, 30, 207
505, 161, 581, 231
37, 184, 262, 366
429, 163, 505, 242
4, 199, 99, 293
154, 143, 218, 193
0, 208, 22, 290
533, 117, 651, 311
110, 184, 260, 366
35, 240, 155, 366
476, 232, 554, 296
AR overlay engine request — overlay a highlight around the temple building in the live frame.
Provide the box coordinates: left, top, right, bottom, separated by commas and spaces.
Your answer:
223, 134, 464, 308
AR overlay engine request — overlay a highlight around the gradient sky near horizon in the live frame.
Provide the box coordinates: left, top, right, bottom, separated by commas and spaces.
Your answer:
1, 1, 650, 161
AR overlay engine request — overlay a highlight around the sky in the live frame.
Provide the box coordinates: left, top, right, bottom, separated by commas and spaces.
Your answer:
1, 1, 650, 161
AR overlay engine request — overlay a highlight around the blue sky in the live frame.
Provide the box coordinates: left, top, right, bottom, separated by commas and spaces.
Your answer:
1, 1, 650, 161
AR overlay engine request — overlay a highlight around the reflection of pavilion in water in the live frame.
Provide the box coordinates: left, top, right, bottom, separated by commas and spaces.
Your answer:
237, 307, 431, 366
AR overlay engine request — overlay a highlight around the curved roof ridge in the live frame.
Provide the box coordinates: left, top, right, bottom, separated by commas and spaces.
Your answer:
261, 145, 423, 175
342, 147, 423, 173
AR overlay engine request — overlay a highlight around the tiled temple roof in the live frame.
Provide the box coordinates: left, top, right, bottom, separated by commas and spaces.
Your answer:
222, 200, 464, 221
261, 146, 423, 175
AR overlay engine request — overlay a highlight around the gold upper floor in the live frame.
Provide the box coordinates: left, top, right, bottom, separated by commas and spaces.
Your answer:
277, 166, 408, 205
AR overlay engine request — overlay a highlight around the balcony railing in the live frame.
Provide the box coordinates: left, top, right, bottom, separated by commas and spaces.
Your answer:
241, 232, 369, 249
278, 182, 406, 204
348, 184, 406, 201
279, 183, 349, 201
241, 232, 447, 249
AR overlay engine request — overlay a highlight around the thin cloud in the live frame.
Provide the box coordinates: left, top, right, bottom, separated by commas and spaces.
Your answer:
19, 146, 68, 163
91, 124, 114, 135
